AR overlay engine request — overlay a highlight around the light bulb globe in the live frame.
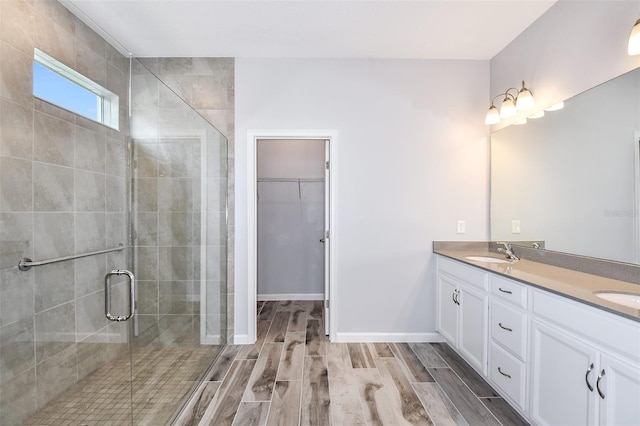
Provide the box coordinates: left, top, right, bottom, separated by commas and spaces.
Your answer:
485, 105, 500, 125
500, 98, 516, 118
516, 88, 535, 110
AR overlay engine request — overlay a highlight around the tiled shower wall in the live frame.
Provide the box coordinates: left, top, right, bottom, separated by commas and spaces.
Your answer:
0, 0, 130, 423
130, 58, 228, 346
138, 58, 235, 342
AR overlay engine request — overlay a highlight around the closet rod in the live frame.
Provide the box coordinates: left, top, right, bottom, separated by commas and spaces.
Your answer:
257, 178, 324, 182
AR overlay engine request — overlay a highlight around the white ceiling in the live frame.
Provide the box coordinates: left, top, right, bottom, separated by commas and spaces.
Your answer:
63, 0, 557, 60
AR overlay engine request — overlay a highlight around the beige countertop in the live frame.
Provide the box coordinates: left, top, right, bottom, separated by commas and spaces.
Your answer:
435, 249, 640, 322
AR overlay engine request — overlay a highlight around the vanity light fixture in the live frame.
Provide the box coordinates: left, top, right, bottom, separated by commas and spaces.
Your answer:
529, 110, 545, 119
628, 18, 640, 55
485, 81, 535, 125
514, 118, 528, 125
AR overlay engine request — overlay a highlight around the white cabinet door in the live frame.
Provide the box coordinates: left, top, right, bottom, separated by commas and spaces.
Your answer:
458, 283, 488, 374
598, 354, 640, 426
530, 320, 598, 426
437, 274, 459, 344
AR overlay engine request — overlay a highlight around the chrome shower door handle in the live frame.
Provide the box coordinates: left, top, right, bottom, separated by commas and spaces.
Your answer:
105, 269, 135, 322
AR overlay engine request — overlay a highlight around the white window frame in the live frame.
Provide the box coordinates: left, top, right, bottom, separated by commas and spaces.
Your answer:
33, 48, 119, 130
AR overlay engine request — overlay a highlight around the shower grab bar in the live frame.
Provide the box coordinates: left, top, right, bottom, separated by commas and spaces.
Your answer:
18, 244, 125, 271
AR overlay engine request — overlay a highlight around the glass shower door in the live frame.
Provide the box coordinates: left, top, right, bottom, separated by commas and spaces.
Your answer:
129, 59, 228, 424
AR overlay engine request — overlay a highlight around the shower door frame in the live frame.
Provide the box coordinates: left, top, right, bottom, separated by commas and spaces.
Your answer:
245, 129, 338, 344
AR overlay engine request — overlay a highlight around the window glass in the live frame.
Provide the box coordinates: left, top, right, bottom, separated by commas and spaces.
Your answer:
33, 62, 101, 121
33, 48, 119, 129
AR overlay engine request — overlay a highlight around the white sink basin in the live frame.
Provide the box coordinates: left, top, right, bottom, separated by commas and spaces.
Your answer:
594, 291, 640, 310
464, 256, 511, 264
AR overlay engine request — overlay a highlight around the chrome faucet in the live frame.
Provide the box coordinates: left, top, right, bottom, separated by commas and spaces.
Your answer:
497, 242, 520, 261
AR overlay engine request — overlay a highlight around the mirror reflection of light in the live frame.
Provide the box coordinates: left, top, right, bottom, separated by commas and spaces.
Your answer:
528, 110, 545, 119
545, 102, 565, 112
514, 118, 527, 125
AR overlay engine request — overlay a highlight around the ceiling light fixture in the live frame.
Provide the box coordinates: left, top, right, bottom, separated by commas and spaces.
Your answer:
629, 18, 640, 55
485, 81, 535, 125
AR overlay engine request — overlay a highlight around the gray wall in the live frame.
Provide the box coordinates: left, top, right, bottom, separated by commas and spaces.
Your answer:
490, 0, 640, 129
0, 0, 130, 422
235, 59, 490, 341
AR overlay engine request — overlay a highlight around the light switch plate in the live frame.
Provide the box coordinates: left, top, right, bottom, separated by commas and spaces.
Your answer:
457, 220, 466, 234
512, 220, 521, 234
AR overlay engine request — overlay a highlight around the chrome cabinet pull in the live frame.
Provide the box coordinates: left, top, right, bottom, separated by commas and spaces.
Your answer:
105, 269, 135, 322
585, 363, 594, 392
498, 287, 512, 294
498, 322, 513, 332
452, 290, 460, 305
498, 367, 511, 379
596, 369, 606, 399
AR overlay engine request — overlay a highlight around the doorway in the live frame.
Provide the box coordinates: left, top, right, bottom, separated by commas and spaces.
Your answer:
247, 131, 337, 343
257, 139, 325, 303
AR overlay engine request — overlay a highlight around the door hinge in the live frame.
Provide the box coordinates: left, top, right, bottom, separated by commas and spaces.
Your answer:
325, 230, 330, 239
325, 161, 330, 170
325, 299, 329, 308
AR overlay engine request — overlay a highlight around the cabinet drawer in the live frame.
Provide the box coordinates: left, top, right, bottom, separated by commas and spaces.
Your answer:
490, 342, 526, 411
439, 257, 488, 291
491, 275, 528, 309
491, 299, 528, 360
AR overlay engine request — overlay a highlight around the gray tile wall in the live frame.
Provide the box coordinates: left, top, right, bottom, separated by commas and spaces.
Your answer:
137, 58, 235, 342
130, 60, 229, 348
0, 1, 130, 423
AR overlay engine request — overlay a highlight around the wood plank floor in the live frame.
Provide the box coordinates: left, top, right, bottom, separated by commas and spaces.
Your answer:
174, 301, 529, 426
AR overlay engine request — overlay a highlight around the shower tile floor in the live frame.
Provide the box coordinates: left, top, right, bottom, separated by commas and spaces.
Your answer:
23, 344, 220, 425
174, 300, 530, 425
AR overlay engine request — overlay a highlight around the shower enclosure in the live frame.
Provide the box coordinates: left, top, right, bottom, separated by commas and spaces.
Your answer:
0, 55, 228, 424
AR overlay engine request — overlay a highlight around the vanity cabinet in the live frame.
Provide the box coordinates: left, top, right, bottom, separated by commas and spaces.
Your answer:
435, 254, 640, 426
530, 319, 598, 425
598, 354, 640, 425
437, 257, 489, 374
530, 289, 640, 426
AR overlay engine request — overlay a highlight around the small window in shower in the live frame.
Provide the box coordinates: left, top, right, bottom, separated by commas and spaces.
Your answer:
33, 48, 119, 130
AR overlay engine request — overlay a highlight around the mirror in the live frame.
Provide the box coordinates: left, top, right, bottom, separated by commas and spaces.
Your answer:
491, 67, 640, 265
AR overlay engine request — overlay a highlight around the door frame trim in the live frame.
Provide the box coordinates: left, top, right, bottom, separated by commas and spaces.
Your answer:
634, 131, 640, 264
246, 130, 338, 342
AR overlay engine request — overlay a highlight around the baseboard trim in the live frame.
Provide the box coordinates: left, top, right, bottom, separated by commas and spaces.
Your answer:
257, 293, 324, 301
233, 334, 251, 345
334, 332, 445, 343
